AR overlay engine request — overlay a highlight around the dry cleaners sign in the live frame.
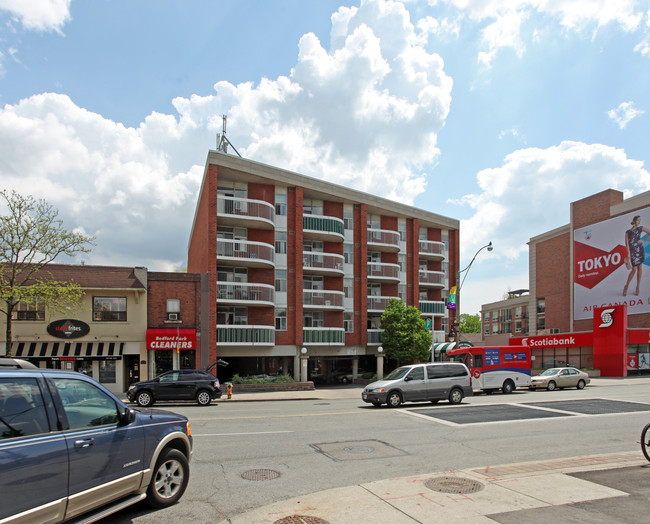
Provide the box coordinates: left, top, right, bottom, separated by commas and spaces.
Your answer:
47, 319, 90, 339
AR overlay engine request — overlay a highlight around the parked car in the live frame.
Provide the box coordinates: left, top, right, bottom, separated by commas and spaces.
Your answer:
362, 362, 473, 407
128, 369, 222, 406
529, 367, 591, 391
0, 357, 38, 369
0, 368, 192, 523
335, 368, 366, 384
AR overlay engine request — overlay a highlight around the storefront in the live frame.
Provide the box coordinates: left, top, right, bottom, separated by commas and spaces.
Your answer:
510, 304, 648, 377
145, 328, 197, 378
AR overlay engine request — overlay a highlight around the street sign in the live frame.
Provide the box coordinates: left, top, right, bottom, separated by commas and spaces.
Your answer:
425, 318, 432, 331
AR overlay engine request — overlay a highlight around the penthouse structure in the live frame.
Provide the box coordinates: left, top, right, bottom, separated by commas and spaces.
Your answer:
188, 152, 460, 382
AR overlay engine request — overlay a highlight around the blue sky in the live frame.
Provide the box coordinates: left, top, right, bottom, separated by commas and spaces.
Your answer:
1, 0, 649, 315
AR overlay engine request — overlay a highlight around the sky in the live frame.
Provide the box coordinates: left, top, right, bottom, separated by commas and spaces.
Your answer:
1, 0, 649, 315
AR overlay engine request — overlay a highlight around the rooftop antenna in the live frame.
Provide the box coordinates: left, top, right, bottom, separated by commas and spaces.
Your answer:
216, 115, 242, 157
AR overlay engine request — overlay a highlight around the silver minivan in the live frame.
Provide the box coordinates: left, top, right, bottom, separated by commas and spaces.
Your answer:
361, 362, 472, 407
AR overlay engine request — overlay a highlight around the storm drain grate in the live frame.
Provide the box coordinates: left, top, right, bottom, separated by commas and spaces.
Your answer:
241, 468, 280, 481
273, 516, 329, 524
425, 476, 485, 494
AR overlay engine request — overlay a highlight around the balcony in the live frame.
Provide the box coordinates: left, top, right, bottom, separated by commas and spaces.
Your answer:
303, 327, 345, 345
216, 325, 275, 345
419, 240, 446, 261
367, 329, 384, 345
217, 282, 275, 306
303, 215, 345, 242
367, 228, 400, 253
419, 300, 447, 316
303, 290, 345, 310
419, 270, 446, 289
303, 252, 345, 276
367, 262, 400, 282
217, 239, 275, 268
217, 195, 275, 230
367, 296, 400, 313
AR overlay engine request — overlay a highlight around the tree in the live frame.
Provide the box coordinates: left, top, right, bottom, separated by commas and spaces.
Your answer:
459, 313, 481, 333
380, 298, 431, 365
0, 190, 94, 356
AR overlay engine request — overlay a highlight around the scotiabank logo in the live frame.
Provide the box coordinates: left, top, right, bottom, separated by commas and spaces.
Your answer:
599, 308, 615, 328
574, 241, 627, 289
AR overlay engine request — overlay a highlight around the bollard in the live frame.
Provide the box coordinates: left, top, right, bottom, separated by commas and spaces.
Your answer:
226, 383, 233, 399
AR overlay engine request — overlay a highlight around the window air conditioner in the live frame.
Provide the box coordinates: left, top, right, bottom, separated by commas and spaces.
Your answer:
168, 313, 179, 321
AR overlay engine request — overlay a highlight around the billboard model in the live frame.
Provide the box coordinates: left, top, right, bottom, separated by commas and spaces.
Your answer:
574, 208, 650, 320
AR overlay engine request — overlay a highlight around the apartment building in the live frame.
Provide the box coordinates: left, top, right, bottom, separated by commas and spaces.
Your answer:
188, 152, 460, 382
481, 290, 529, 345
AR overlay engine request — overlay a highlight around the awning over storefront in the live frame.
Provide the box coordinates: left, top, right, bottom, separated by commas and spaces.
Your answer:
11, 341, 124, 360
432, 341, 473, 357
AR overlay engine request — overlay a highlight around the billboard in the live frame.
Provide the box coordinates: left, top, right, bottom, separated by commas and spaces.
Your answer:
574, 208, 650, 320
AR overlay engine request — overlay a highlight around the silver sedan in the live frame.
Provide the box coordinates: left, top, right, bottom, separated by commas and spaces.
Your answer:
530, 367, 591, 391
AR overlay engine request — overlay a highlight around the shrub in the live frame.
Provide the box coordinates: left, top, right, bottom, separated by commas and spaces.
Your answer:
273, 374, 295, 383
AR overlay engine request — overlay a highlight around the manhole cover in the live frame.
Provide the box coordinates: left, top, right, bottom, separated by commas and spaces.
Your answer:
425, 476, 484, 494
241, 468, 280, 481
273, 516, 329, 524
343, 445, 374, 454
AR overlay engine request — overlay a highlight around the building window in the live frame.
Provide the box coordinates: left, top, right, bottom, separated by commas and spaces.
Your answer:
343, 243, 354, 264
275, 270, 287, 292
367, 214, 381, 229
399, 254, 407, 272
11, 299, 45, 321
516, 320, 522, 333
217, 307, 247, 325
275, 231, 287, 254
399, 285, 407, 302
217, 267, 247, 282
483, 312, 489, 322
93, 297, 126, 321
398, 220, 407, 241
343, 207, 353, 229
304, 311, 324, 327
492, 311, 498, 321
275, 192, 287, 216
492, 324, 498, 334
344, 278, 353, 298
166, 299, 180, 321
303, 199, 323, 216
484, 324, 490, 336
275, 308, 287, 331
515, 306, 522, 318
344, 312, 354, 332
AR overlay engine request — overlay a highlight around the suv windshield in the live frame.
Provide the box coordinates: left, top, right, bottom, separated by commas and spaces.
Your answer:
384, 367, 411, 380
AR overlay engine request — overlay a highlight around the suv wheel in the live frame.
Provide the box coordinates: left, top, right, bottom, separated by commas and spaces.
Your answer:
146, 448, 190, 508
136, 390, 154, 407
196, 390, 212, 406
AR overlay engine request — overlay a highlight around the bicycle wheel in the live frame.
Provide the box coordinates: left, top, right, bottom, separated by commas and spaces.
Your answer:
641, 423, 650, 462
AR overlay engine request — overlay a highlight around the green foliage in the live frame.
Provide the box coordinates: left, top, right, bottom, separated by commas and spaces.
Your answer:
0, 190, 95, 355
273, 374, 295, 383
380, 298, 431, 365
229, 373, 294, 384
459, 313, 481, 333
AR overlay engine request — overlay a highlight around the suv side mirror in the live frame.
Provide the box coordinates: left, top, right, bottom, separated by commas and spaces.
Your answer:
118, 406, 137, 426
404, 375, 412, 382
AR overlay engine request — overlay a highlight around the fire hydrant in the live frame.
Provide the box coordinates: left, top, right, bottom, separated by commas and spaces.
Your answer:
226, 383, 233, 400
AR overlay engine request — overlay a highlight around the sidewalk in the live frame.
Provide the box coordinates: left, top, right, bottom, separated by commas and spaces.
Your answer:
217, 451, 648, 523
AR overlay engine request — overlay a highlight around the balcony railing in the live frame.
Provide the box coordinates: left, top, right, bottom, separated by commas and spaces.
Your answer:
216, 325, 275, 345
217, 282, 275, 306
418, 240, 446, 260
217, 195, 275, 229
367, 262, 400, 282
303, 289, 345, 309
217, 239, 275, 268
303, 327, 345, 345
419, 270, 446, 288
367, 228, 400, 252
367, 329, 384, 344
303, 252, 345, 275
367, 296, 400, 312
303, 215, 344, 241
419, 300, 447, 316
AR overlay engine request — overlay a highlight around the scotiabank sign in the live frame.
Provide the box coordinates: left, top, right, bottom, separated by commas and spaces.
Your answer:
146, 329, 196, 350
510, 332, 593, 348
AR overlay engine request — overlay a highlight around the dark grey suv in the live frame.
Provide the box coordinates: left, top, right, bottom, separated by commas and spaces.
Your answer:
0, 368, 192, 523
127, 369, 222, 407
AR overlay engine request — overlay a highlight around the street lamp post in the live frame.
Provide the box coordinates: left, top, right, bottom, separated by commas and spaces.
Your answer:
454, 241, 493, 348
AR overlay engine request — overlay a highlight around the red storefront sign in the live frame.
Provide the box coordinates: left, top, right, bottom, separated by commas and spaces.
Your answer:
146, 329, 196, 350
509, 332, 593, 348
628, 329, 650, 345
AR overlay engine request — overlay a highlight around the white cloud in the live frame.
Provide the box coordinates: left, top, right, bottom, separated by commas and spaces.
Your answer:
0, 0, 72, 33
451, 141, 650, 260
608, 101, 645, 129
0, 0, 454, 269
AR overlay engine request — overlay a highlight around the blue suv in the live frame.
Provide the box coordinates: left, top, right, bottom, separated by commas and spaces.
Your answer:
0, 367, 192, 523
